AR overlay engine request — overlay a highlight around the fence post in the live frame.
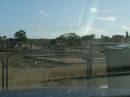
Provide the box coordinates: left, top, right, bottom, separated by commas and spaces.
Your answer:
0, 51, 16, 90
86, 42, 93, 78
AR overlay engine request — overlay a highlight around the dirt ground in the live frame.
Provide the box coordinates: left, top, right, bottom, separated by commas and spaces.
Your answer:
0, 48, 108, 90
0, 61, 108, 90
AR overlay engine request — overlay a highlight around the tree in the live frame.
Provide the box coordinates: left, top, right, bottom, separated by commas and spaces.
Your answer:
0, 36, 2, 48
125, 31, 129, 42
112, 35, 124, 43
7, 38, 17, 48
100, 35, 112, 42
56, 33, 81, 47
14, 30, 27, 41
14, 30, 27, 47
81, 34, 95, 41
1, 36, 7, 48
0, 36, 2, 42
2, 36, 7, 39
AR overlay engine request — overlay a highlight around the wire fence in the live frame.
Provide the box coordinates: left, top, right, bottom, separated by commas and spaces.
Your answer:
1, 43, 126, 90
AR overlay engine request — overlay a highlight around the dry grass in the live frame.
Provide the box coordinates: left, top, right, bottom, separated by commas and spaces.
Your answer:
0, 48, 108, 90
0, 61, 107, 90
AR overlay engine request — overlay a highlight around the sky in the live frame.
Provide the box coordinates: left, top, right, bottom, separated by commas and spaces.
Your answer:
0, 0, 130, 38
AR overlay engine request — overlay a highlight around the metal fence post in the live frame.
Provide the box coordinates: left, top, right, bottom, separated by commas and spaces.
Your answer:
86, 42, 93, 78
0, 52, 15, 90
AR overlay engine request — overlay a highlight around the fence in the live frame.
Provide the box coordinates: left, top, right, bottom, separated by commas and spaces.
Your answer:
0, 49, 87, 90
1, 43, 125, 90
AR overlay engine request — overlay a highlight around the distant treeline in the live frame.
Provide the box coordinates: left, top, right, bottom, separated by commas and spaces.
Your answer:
0, 30, 130, 49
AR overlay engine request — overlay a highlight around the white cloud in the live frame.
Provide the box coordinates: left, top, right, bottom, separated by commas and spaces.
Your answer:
96, 16, 117, 22
120, 25, 130, 30
40, 10, 48, 16
90, 8, 98, 13
91, 8, 110, 13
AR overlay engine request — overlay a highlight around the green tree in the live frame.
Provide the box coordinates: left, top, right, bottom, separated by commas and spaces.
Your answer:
125, 31, 129, 42
0, 36, 2, 48
56, 33, 81, 47
101, 35, 112, 42
14, 30, 27, 47
81, 34, 95, 41
112, 35, 124, 43
0, 36, 7, 48
14, 30, 27, 41
2, 36, 7, 39
0, 36, 2, 42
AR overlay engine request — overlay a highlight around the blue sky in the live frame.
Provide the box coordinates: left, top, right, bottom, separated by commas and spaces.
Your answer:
0, 0, 130, 38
